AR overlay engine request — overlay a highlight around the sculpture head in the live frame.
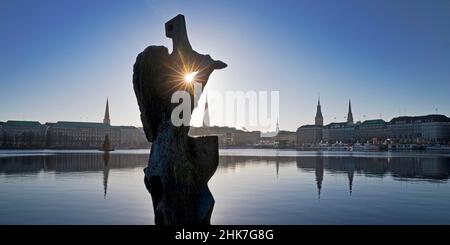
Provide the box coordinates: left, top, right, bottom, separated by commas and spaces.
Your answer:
165, 14, 192, 53
165, 14, 227, 91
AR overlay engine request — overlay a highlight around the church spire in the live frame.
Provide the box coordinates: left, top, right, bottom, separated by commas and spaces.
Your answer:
276, 118, 279, 132
315, 95, 323, 126
347, 99, 353, 124
103, 98, 111, 125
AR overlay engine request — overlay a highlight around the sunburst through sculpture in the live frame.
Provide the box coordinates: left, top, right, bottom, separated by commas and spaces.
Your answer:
184, 71, 198, 83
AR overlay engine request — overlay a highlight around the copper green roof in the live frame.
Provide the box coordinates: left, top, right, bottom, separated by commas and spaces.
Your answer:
361, 119, 386, 125
390, 114, 450, 124
297, 124, 323, 130
114, 125, 138, 129
51, 121, 110, 129
324, 122, 354, 129
4, 120, 43, 128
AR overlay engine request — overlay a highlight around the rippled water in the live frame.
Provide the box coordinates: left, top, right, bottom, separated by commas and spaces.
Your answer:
1, 149, 450, 224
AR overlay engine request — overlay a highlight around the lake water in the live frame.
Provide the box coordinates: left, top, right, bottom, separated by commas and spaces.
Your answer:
1, 149, 450, 224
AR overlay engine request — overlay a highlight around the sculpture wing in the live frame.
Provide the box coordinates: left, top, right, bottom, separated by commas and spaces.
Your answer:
133, 45, 170, 142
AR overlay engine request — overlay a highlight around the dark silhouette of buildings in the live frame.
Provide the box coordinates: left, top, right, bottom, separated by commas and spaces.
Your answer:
297, 98, 450, 146
0, 121, 47, 148
0, 99, 149, 149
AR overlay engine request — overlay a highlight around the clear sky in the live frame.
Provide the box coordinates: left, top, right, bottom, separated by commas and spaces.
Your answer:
1, 0, 450, 131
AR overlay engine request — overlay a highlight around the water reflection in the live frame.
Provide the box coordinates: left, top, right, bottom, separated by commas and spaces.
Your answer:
316, 157, 324, 198
1, 152, 450, 224
102, 153, 110, 199
1, 153, 450, 195
0, 154, 148, 174
217, 155, 450, 181
0, 153, 149, 202
217, 154, 450, 200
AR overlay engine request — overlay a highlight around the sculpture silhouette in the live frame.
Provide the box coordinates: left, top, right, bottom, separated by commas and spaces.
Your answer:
132, 14, 226, 225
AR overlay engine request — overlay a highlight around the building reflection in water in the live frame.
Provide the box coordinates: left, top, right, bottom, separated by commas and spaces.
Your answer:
346, 160, 354, 195
102, 152, 110, 199
217, 154, 450, 197
0, 153, 450, 199
275, 151, 280, 178
0, 153, 149, 199
276, 159, 279, 178
314, 157, 323, 199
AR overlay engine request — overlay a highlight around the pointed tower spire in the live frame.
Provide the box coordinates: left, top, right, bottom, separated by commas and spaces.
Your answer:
276, 118, 279, 132
202, 94, 210, 127
315, 94, 324, 126
103, 98, 111, 125
347, 99, 353, 124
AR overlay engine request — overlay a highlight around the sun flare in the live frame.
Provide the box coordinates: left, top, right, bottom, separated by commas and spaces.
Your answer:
184, 71, 198, 83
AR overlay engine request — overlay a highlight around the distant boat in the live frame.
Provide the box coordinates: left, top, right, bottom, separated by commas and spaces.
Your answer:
328, 142, 350, 151
99, 134, 115, 152
352, 142, 380, 152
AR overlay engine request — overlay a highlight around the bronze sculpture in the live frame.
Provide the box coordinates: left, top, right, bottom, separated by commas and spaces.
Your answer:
133, 14, 226, 224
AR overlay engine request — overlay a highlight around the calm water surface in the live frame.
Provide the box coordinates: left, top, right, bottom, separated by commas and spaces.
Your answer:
1, 149, 450, 224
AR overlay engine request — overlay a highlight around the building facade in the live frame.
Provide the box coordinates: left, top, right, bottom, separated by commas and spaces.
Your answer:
355, 119, 387, 144
298, 98, 450, 146
388, 115, 450, 144
323, 122, 355, 144
0, 120, 47, 148
46, 121, 120, 149
0, 100, 149, 149
272, 130, 297, 148
190, 126, 261, 147
117, 126, 149, 149
296, 125, 323, 145
228, 131, 261, 147
421, 121, 450, 144
45, 122, 148, 149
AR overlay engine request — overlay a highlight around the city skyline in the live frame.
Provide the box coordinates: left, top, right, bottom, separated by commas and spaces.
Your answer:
2, 95, 449, 131
1, 0, 450, 131
1, 89, 449, 132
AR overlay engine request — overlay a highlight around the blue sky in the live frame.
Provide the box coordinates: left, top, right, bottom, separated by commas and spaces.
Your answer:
1, 0, 450, 131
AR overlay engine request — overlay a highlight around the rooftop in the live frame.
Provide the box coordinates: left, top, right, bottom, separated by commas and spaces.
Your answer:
324, 122, 354, 129
362, 119, 386, 124
51, 121, 110, 129
3, 120, 44, 128
277, 130, 296, 135
390, 114, 450, 124
358, 119, 387, 127
297, 124, 323, 130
